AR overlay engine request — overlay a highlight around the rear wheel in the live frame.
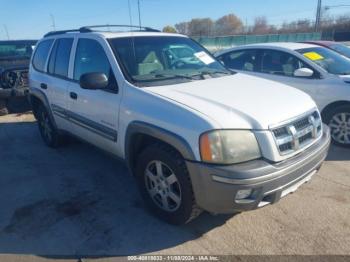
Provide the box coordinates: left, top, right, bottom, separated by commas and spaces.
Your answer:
324, 105, 350, 147
36, 104, 61, 148
0, 99, 9, 116
135, 143, 202, 225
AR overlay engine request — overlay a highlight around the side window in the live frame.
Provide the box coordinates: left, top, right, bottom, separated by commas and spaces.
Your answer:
48, 38, 73, 77
261, 50, 309, 77
74, 39, 111, 81
32, 39, 54, 72
218, 50, 258, 72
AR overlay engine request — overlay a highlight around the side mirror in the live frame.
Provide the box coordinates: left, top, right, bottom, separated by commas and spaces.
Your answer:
294, 68, 314, 78
79, 72, 108, 90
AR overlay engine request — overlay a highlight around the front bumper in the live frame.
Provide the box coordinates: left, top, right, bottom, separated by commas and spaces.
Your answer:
186, 126, 331, 214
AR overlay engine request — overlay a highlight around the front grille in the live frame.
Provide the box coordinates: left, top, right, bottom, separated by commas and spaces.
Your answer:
271, 111, 322, 155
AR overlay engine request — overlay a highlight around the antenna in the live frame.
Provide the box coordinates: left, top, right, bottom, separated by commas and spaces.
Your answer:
3, 24, 10, 40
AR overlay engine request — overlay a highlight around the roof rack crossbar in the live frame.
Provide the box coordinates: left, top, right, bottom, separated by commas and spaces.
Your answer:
44, 24, 161, 38
79, 24, 160, 32
44, 29, 81, 38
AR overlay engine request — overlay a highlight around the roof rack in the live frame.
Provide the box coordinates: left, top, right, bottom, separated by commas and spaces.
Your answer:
44, 24, 160, 37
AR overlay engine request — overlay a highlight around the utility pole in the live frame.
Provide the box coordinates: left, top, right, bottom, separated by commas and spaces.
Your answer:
137, 0, 142, 29
50, 14, 56, 31
315, 0, 322, 32
3, 24, 10, 40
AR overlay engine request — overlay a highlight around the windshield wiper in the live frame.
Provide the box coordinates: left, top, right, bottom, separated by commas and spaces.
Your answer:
153, 73, 194, 80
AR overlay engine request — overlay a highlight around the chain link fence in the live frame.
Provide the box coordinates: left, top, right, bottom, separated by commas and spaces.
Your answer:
194, 32, 322, 52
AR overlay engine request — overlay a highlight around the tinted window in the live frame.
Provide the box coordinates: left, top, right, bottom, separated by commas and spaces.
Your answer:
218, 50, 258, 72
48, 41, 58, 74
48, 39, 73, 77
261, 50, 309, 76
74, 39, 111, 81
32, 39, 54, 71
0, 40, 36, 59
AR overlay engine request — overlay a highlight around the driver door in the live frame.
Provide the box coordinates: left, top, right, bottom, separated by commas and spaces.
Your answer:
67, 37, 121, 155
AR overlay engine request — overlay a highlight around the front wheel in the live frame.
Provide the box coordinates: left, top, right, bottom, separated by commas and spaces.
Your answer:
135, 143, 202, 225
324, 105, 350, 147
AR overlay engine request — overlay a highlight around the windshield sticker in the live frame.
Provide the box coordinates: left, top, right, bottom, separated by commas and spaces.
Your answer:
303, 52, 324, 61
194, 51, 215, 65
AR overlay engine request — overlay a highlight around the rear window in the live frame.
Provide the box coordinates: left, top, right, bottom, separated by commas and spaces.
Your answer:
32, 39, 54, 72
48, 38, 73, 77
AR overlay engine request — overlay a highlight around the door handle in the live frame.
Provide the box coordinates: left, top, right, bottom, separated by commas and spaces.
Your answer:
40, 83, 48, 90
70, 92, 78, 100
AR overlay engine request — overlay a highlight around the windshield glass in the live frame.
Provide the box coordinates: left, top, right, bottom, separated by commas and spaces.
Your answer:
297, 47, 350, 75
109, 36, 232, 87
331, 43, 350, 59
0, 41, 36, 59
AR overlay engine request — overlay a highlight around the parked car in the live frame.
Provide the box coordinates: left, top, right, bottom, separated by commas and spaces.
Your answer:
215, 42, 350, 147
29, 26, 330, 224
0, 40, 37, 115
303, 40, 350, 59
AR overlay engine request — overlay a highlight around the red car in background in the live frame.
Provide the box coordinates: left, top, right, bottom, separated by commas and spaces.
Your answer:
303, 41, 350, 59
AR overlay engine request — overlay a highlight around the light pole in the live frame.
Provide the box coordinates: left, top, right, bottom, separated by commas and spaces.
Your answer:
137, 0, 142, 29
50, 14, 56, 31
3, 24, 10, 40
315, 0, 322, 32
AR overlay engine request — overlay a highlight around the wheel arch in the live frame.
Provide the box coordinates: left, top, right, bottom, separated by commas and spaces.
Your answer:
321, 100, 350, 122
125, 121, 196, 175
29, 88, 57, 128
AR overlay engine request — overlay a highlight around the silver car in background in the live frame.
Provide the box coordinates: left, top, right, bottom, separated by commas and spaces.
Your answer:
215, 43, 350, 147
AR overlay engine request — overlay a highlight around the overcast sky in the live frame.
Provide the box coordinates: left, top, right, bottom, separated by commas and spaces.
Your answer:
0, 0, 349, 40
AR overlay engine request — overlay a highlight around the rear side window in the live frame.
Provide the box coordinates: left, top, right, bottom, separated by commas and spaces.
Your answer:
218, 50, 259, 72
32, 39, 54, 72
47, 38, 73, 77
261, 49, 310, 77
74, 39, 111, 81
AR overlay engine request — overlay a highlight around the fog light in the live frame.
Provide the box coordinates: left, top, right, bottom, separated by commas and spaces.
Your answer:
235, 189, 253, 200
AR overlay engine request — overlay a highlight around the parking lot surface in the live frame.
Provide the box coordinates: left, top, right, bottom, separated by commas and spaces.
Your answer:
0, 113, 349, 260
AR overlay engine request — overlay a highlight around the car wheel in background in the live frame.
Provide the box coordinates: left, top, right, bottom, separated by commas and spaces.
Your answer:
324, 104, 350, 147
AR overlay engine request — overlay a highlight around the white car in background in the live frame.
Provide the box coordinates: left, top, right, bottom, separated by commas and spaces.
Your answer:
215, 43, 350, 147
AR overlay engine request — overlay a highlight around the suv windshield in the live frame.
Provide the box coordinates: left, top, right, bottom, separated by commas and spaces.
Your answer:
297, 47, 350, 75
109, 36, 232, 87
0, 41, 37, 60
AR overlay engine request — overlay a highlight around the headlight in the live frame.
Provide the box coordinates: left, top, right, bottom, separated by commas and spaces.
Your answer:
199, 130, 261, 164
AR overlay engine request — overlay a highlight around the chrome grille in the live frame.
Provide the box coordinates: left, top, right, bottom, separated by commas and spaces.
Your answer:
271, 111, 322, 155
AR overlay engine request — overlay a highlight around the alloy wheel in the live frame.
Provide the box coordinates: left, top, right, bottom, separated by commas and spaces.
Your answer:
144, 160, 182, 212
329, 112, 350, 145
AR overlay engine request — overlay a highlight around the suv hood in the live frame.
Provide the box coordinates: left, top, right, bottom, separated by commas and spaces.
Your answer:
146, 73, 316, 130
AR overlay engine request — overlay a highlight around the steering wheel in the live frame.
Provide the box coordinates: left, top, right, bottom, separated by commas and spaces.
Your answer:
170, 59, 186, 69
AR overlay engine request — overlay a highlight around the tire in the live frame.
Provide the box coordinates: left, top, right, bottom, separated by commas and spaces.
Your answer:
135, 143, 202, 225
323, 104, 350, 147
36, 104, 62, 148
0, 99, 8, 116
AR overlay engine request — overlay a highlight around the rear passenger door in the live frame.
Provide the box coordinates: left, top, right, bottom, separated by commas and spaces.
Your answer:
67, 37, 121, 155
45, 38, 74, 131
